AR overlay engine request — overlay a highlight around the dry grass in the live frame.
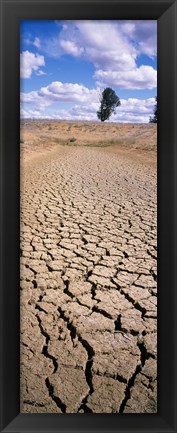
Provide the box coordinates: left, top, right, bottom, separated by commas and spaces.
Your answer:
20, 120, 157, 165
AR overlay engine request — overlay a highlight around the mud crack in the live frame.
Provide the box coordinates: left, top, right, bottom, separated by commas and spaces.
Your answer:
35, 307, 58, 373
45, 378, 66, 412
119, 362, 141, 413
58, 306, 95, 411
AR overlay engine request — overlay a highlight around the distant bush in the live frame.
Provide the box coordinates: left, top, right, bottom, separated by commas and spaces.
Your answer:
69, 137, 77, 142
48, 126, 52, 130
149, 97, 157, 123
20, 139, 24, 143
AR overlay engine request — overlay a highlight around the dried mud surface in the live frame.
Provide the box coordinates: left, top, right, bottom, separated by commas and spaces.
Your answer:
20, 124, 157, 413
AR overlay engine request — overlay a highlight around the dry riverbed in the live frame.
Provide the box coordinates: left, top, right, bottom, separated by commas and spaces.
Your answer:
20, 121, 157, 413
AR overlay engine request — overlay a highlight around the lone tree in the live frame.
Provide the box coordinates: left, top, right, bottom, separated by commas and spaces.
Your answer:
149, 97, 157, 123
97, 87, 121, 122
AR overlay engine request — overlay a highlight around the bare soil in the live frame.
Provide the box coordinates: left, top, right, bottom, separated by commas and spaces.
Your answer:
20, 120, 157, 413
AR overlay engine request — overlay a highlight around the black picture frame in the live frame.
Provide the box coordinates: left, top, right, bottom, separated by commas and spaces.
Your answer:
0, 0, 177, 432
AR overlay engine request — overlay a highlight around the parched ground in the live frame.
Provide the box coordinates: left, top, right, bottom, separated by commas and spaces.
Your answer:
20, 121, 157, 413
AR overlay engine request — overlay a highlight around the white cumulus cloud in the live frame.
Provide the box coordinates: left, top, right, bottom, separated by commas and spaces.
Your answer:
20, 78, 156, 123
60, 39, 84, 56
119, 20, 157, 57
95, 65, 157, 90
113, 97, 155, 122
54, 20, 157, 90
20, 50, 45, 78
24, 21, 157, 89
21, 81, 99, 107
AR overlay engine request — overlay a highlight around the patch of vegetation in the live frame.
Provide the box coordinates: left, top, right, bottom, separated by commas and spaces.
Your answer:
20, 139, 24, 143
51, 137, 76, 146
53, 138, 68, 145
69, 137, 77, 142
45, 135, 136, 148
85, 138, 136, 148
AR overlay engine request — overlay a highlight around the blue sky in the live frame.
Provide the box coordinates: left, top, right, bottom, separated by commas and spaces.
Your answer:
20, 20, 157, 123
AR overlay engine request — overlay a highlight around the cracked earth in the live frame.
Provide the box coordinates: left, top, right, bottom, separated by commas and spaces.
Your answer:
20, 127, 157, 413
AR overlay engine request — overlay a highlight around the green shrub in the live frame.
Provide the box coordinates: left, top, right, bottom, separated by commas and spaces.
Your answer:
69, 137, 77, 142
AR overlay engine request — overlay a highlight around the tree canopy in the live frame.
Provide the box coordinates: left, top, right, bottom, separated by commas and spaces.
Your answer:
149, 97, 157, 123
97, 87, 121, 122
